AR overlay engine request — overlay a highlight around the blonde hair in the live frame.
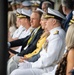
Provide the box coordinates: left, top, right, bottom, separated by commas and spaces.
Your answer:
41, 13, 47, 19
8, 11, 16, 28
66, 24, 74, 50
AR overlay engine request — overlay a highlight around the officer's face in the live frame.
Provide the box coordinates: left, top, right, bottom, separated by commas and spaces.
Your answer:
45, 18, 54, 31
20, 18, 27, 27
30, 12, 41, 28
16, 17, 21, 27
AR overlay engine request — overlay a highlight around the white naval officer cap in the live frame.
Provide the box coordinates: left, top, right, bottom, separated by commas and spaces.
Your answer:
42, 1, 52, 5
10, 1, 21, 5
44, 8, 65, 20
22, 1, 31, 7
17, 9, 32, 18
31, 2, 40, 7
16, 8, 22, 16
36, 8, 45, 13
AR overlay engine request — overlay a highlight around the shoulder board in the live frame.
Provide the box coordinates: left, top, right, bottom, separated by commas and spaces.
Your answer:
69, 19, 74, 25
54, 30, 59, 35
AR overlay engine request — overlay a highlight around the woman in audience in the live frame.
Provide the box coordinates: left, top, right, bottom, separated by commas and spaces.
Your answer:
55, 13, 74, 75
8, 11, 17, 37
55, 24, 74, 75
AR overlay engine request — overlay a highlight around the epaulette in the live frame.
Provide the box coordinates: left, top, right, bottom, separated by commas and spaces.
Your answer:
54, 30, 59, 35
69, 19, 74, 25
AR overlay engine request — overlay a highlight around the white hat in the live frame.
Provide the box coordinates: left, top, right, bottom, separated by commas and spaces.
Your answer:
43, 1, 52, 5
16, 8, 22, 13
22, 1, 31, 7
16, 8, 22, 16
17, 9, 32, 18
36, 8, 45, 13
31, 2, 40, 7
31, 1, 40, 4
16, 1, 21, 4
10, 1, 21, 5
44, 8, 65, 20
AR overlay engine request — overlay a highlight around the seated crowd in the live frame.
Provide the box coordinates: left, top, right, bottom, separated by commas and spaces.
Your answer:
7, 0, 74, 75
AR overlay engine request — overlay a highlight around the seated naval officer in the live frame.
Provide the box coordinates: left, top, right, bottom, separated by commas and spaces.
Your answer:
10, 8, 66, 75
8, 9, 34, 56
8, 9, 32, 42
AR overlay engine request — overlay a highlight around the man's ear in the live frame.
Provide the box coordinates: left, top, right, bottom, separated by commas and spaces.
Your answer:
52, 18, 56, 25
